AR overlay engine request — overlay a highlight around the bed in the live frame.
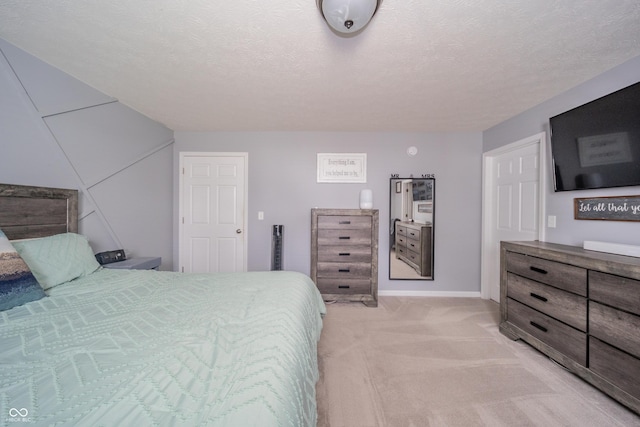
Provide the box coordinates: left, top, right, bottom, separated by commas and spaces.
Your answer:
0, 184, 326, 426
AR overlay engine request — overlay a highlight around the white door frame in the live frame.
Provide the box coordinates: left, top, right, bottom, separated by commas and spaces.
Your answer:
480, 132, 547, 300
178, 151, 248, 273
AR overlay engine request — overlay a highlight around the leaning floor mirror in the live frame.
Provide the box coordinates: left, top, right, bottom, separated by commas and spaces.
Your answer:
389, 177, 435, 280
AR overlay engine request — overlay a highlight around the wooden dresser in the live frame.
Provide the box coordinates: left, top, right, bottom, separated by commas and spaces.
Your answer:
311, 208, 378, 307
500, 241, 640, 414
395, 221, 432, 277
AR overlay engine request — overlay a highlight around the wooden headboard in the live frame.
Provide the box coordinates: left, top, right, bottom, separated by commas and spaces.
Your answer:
0, 184, 78, 240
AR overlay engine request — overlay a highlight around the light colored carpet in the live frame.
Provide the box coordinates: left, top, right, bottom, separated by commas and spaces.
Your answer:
316, 297, 640, 427
389, 249, 424, 280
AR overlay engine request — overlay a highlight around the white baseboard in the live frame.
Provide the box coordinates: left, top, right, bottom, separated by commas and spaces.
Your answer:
379, 290, 482, 298
583, 241, 640, 258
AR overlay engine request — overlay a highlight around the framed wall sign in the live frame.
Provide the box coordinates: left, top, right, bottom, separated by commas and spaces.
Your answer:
317, 153, 367, 183
574, 195, 640, 221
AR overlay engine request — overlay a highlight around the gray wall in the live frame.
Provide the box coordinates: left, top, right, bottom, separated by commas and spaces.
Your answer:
174, 132, 484, 293
0, 39, 175, 269
483, 55, 640, 247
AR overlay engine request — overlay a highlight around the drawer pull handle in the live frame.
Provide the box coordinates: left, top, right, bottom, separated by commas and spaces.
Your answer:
338, 268, 350, 273
530, 266, 547, 275
339, 236, 351, 240
530, 293, 548, 302
530, 321, 548, 333
339, 221, 351, 225
338, 252, 351, 256
338, 285, 350, 289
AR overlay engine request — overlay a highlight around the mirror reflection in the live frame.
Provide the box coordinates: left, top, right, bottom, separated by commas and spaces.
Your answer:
389, 178, 435, 280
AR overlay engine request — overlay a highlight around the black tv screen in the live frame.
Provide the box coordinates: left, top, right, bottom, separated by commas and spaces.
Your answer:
550, 81, 640, 192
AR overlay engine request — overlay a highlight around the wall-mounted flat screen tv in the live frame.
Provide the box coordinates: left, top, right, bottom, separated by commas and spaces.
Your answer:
550, 81, 640, 192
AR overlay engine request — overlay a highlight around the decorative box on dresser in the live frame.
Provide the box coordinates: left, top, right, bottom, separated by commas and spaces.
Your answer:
311, 208, 378, 307
500, 240, 640, 414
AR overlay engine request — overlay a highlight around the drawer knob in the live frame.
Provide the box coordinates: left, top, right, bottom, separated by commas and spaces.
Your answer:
339, 252, 351, 256
339, 221, 351, 224
339, 236, 351, 240
338, 268, 350, 273
530, 292, 548, 302
530, 321, 548, 333
529, 266, 548, 275
338, 285, 350, 289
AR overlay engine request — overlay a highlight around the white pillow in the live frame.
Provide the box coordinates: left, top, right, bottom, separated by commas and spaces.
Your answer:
13, 233, 101, 290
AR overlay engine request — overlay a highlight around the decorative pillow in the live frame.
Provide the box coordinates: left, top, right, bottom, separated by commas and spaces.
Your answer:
13, 233, 101, 290
0, 229, 46, 311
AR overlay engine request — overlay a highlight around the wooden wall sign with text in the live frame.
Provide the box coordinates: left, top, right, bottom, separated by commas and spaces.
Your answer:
317, 153, 367, 183
574, 195, 640, 221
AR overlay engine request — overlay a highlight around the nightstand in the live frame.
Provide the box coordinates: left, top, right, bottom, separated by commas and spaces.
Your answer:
103, 257, 161, 270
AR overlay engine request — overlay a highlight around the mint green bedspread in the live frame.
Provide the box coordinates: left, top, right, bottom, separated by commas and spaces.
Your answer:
0, 269, 325, 426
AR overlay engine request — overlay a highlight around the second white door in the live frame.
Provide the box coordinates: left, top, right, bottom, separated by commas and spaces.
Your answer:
179, 153, 247, 273
482, 133, 545, 302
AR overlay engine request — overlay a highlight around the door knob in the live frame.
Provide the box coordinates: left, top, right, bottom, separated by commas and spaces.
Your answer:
236, 229, 242, 234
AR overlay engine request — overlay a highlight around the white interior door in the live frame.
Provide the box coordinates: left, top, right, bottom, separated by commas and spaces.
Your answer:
179, 152, 247, 273
402, 180, 413, 221
481, 133, 546, 301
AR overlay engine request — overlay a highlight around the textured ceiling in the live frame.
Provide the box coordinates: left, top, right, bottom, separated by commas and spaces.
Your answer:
1, 0, 640, 132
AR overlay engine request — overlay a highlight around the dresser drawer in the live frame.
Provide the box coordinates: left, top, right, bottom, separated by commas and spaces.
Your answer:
318, 215, 371, 229
506, 272, 587, 331
589, 271, 640, 316
396, 245, 418, 266
590, 337, 640, 401
506, 251, 587, 296
507, 298, 586, 365
316, 278, 371, 294
404, 227, 421, 241
318, 229, 371, 246
317, 262, 371, 279
396, 225, 408, 237
317, 245, 371, 263
405, 238, 422, 253
400, 249, 421, 268
590, 301, 640, 359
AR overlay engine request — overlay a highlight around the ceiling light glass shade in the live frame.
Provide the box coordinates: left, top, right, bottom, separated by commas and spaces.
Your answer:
317, 0, 380, 34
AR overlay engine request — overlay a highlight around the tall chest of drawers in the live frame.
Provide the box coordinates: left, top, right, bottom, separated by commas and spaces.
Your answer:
500, 241, 640, 414
311, 209, 378, 307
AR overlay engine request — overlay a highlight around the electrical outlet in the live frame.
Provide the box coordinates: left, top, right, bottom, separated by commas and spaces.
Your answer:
258, 211, 264, 220
548, 215, 556, 228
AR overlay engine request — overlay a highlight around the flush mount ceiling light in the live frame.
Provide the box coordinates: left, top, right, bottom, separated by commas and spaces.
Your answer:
317, 0, 381, 36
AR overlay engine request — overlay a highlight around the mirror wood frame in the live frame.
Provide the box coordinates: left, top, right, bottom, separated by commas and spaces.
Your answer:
389, 177, 435, 280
